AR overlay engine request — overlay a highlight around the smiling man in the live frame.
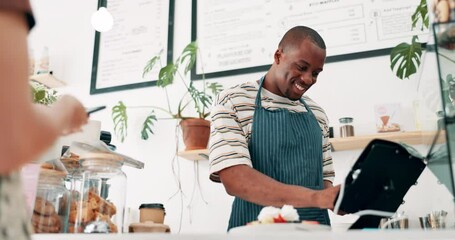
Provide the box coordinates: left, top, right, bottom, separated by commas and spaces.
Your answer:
209, 26, 340, 230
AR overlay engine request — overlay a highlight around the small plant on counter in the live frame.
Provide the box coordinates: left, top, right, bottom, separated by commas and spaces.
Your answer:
30, 81, 57, 105
111, 41, 223, 145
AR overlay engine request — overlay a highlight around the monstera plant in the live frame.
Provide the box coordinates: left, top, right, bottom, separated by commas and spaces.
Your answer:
111, 41, 222, 150
390, 0, 429, 80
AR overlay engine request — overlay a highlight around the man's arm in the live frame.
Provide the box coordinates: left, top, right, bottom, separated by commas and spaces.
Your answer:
219, 164, 340, 209
324, 180, 333, 189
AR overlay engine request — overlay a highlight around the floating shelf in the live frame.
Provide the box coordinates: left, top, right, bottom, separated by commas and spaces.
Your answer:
177, 149, 209, 161
177, 131, 440, 160
329, 130, 440, 152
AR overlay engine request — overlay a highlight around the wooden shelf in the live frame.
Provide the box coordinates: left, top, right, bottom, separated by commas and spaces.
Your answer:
329, 131, 440, 152
177, 149, 209, 161
177, 131, 441, 160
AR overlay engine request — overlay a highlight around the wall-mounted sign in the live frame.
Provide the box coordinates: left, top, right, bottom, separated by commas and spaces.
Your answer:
191, 0, 429, 80
91, 0, 175, 94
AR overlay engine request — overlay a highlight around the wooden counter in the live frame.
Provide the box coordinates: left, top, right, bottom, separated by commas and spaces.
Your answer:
31, 229, 455, 240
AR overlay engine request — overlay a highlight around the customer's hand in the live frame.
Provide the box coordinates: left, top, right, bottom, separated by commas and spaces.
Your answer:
50, 95, 88, 135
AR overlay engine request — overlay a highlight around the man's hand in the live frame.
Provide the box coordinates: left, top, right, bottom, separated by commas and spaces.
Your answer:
315, 185, 340, 210
219, 165, 343, 210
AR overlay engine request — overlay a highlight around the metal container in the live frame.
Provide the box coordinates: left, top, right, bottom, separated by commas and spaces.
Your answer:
339, 117, 354, 138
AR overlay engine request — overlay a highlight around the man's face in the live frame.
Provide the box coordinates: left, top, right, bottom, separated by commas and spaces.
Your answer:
272, 39, 326, 101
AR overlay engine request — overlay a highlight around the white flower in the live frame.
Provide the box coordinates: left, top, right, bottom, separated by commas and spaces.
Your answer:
280, 205, 299, 222
257, 206, 281, 223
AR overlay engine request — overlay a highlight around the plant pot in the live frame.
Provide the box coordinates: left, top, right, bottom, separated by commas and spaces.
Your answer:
180, 118, 210, 151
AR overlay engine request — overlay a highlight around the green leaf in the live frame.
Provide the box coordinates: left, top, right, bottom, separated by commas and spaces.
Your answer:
206, 82, 223, 96
390, 36, 423, 80
29, 81, 57, 105
158, 63, 177, 87
140, 111, 157, 140
188, 83, 212, 116
142, 55, 161, 78
179, 41, 198, 75
112, 101, 128, 142
411, 0, 429, 31
448, 74, 455, 85
34, 89, 46, 102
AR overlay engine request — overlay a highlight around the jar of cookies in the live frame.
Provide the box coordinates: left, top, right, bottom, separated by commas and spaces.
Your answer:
32, 168, 70, 233
67, 153, 126, 233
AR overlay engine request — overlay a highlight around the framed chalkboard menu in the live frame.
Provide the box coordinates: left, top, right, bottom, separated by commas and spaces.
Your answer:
90, 0, 175, 94
191, 0, 429, 80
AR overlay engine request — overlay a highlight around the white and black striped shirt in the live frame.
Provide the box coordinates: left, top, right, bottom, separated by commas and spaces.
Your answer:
209, 81, 334, 182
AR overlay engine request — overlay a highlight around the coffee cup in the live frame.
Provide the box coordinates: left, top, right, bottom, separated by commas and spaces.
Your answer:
139, 203, 165, 224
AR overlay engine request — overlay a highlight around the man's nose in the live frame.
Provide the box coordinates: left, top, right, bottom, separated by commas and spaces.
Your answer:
300, 73, 314, 85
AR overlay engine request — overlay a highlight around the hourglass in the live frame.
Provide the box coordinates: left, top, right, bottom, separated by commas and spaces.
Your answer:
375, 104, 401, 133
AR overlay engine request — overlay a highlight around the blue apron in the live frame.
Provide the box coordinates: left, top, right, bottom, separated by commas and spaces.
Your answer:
227, 77, 330, 230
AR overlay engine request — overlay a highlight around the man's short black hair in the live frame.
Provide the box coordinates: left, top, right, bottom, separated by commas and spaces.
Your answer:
278, 26, 326, 50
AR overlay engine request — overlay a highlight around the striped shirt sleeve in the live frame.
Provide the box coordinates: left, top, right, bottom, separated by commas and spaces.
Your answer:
208, 91, 253, 182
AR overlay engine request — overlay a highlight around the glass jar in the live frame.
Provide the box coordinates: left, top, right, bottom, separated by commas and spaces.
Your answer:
32, 168, 70, 233
68, 153, 126, 233
339, 117, 354, 138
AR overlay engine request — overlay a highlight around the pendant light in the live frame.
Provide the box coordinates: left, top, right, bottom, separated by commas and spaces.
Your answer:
91, 7, 114, 32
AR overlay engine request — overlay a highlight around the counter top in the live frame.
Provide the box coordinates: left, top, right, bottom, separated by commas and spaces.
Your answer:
32, 229, 455, 240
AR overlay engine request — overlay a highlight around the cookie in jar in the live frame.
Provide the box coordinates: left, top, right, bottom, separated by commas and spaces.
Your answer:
32, 168, 69, 233
67, 153, 126, 233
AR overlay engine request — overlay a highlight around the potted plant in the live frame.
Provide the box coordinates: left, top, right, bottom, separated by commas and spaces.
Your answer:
30, 81, 57, 105
111, 41, 223, 150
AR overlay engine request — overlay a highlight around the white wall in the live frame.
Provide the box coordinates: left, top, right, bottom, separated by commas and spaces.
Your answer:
29, 0, 454, 233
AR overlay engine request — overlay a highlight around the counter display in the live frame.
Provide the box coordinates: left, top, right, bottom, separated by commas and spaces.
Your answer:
31, 229, 455, 240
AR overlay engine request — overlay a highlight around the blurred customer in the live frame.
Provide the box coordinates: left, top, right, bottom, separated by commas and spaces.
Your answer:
0, 1, 88, 239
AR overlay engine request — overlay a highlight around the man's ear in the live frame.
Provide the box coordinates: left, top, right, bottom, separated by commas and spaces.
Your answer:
274, 49, 282, 64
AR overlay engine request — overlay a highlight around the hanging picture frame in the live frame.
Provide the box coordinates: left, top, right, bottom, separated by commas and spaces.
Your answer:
90, 0, 175, 94
191, 0, 429, 80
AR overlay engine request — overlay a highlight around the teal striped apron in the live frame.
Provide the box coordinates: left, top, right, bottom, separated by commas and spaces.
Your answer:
227, 77, 330, 230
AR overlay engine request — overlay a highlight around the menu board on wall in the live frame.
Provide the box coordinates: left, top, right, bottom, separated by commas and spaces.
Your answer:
91, 0, 174, 94
191, 0, 429, 79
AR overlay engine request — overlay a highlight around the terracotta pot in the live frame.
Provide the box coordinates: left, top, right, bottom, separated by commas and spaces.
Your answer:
180, 118, 210, 150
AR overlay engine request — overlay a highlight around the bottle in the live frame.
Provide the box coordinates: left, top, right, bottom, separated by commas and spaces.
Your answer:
37, 47, 50, 74
29, 48, 35, 76
67, 153, 126, 233
437, 111, 445, 130
32, 169, 70, 233
339, 117, 354, 138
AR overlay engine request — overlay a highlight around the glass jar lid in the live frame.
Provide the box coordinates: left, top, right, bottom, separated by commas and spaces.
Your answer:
339, 117, 354, 124
79, 153, 124, 168
38, 168, 67, 185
